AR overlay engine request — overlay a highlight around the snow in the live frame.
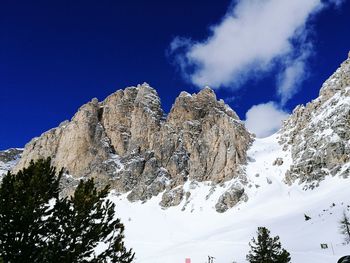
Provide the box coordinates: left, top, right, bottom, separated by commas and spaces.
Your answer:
63, 173, 84, 181
0, 149, 22, 178
311, 88, 350, 126
108, 134, 350, 263
179, 91, 192, 98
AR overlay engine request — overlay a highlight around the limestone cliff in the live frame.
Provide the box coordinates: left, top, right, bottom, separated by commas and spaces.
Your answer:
15, 84, 253, 206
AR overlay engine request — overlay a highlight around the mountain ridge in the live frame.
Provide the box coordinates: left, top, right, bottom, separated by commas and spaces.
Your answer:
0, 52, 349, 263
11, 83, 253, 211
1, 52, 349, 215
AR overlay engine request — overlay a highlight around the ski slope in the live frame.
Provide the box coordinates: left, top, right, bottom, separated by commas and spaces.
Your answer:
111, 134, 350, 263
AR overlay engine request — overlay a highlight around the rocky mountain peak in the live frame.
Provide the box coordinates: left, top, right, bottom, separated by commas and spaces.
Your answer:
197, 86, 216, 98
14, 85, 253, 209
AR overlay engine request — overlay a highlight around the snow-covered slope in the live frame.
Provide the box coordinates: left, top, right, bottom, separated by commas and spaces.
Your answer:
110, 134, 350, 263
0, 148, 22, 178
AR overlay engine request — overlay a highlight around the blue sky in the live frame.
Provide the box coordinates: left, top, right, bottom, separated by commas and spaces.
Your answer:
0, 0, 349, 149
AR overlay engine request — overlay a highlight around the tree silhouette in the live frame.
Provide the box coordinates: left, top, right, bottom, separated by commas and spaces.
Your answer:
246, 227, 291, 263
340, 211, 350, 244
0, 158, 134, 262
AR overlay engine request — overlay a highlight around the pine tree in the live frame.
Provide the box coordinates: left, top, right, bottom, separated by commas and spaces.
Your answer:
304, 214, 311, 221
0, 158, 134, 263
45, 179, 135, 262
246, 227, 291, 263
0, 158, 61, 262
339, 211, 350, 244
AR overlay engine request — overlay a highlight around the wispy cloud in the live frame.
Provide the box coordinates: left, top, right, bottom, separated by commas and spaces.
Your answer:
169, 0, 346, 105
277, 43, 313, 106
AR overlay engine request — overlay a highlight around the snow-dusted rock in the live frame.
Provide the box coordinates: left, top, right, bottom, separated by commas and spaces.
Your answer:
280, 53, 350, 186
160, 186, 185, 208
0, 148, 22, 178
215, 184, 247, 213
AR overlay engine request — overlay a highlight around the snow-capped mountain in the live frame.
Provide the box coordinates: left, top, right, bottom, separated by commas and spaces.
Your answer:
14, 83, 252, 211
2, 52, 349, 262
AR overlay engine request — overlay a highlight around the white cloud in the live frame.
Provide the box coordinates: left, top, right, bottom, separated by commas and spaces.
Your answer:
170, 0, 346, 135
170, 0, 346, 104
277, 45, 312, 105
245, 102, 289, 137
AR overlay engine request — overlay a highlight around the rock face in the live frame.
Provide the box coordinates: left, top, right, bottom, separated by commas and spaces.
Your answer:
15, 83, 253, 204
163, 88, 250, 183
14, 100, 113, 188
280, 53, 350, 186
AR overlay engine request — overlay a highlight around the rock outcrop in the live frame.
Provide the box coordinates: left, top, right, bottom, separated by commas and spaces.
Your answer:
15, 83, 253, 203
160, 186, 185, 208
280, 53, 350, 186
215, 184, 247, 213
